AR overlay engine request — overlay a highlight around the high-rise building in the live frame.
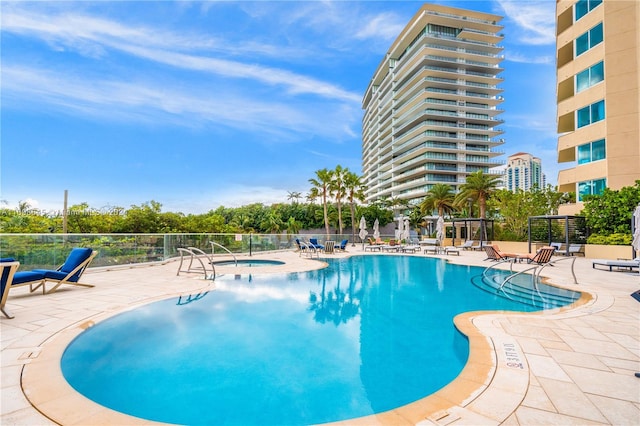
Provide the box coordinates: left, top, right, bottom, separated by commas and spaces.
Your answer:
556, 0, 640, 214
361, 4, 505, 207
504, 152, 546, 192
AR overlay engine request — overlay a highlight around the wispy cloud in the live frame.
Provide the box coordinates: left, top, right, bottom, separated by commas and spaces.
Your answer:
496, 0, 556, 45
2, 65, 355, 140
2, 6, 360, 103
505, 51, 554, 64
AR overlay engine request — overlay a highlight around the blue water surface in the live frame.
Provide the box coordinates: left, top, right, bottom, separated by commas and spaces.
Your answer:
61, 255, 572, 425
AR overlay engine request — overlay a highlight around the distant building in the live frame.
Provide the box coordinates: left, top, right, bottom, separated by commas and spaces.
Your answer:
361, 3, 505, 207
504, 152, 546, 192
556, 0, 640, 214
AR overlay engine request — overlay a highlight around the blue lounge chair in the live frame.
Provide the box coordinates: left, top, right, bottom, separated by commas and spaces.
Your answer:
309, 238, 325, 250
1, 258, 47, 319
32, 248, 97, 294
336, 239, 349, 251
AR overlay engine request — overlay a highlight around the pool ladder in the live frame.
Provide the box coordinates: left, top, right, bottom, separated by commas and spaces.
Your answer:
481, 257, 579, 308
177, 247, 217, 280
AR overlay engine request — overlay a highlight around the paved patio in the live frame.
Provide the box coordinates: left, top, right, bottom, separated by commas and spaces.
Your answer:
1, 248, 639, 425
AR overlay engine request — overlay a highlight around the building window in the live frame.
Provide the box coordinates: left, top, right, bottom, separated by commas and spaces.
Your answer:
575, 23, 603, 57
576, 61, 604, 93
577, 139, 606, 164
577, 100, 605, 128
575, 0, 602, 21
578, 178, 606, 201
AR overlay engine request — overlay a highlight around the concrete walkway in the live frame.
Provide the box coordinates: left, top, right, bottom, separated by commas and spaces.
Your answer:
1, 248, 638, 425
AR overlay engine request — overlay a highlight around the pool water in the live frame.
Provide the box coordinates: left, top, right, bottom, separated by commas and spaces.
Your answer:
61, 255, 579, 425
212, 259, 285, 267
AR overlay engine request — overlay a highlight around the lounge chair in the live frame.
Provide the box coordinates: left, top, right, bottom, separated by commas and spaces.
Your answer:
323, 240, 335, 254
568, 244, 584, 256
309, 238, 325, 250
483, 245, 516, 262
335, 239, 349, 252
457, 240, 475, 250
31, 248, 97, 294
382, 239, 401, 252
517, 246, 556, 265
592, 258, 640, 272
472, 241, 491, 251
443, 246, 460, 256
1, 259, 50, 319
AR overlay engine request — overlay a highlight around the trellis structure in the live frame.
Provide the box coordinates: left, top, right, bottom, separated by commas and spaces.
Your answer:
527, 215, 588, 252
451, 218, 494, 247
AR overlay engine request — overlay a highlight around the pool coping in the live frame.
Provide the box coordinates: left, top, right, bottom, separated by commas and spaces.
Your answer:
10, 251, 629, 425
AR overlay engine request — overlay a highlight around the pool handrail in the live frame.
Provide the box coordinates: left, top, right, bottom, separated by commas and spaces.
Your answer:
177, 247, 216, 280
210, 241, 238, 267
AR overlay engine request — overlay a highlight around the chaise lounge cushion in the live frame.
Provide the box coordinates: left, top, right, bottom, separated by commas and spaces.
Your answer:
13, 271, 46, 285
33, 247, 93, 283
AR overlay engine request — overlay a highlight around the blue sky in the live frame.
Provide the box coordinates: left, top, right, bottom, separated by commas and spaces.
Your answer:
1, 0, 559, 214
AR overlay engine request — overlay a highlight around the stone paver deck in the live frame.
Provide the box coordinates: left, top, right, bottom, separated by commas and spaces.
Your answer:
1, 248, 639, 425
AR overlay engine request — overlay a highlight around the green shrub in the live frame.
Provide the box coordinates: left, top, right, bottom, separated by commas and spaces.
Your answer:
586, 233, 632, 245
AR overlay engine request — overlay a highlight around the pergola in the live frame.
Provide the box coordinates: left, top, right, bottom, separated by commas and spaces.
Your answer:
527, 215, 587, 252
451, 218, 494, 246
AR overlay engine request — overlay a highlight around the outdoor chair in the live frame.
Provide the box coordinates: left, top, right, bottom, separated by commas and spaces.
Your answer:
324, 241, 335, 254
1, 259, 49, 319
336, 239, 349, 252
457, 240, 475, 250
483, 245, 516, 262
309, 238, 325, 250
517, 246, 556, 265
31, 248, 97, 294
592, 258, 640, 272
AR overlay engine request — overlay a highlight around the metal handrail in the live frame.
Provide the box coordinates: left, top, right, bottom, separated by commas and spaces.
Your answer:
177, 247, 216, 280
210, 241, 237, 267
482, 257, 515, 276
297, 240, 318, 258
537, 256, 578, 284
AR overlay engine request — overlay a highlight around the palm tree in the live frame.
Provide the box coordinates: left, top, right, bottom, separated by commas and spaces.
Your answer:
309, 168, 334, 237
287, 191, 302, 204
344, 171, 365, 243
455, 171, 502, 219
331, 165, 347, 235
420, 183, 456, 217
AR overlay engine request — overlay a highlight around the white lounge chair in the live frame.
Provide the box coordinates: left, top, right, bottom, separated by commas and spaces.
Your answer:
592, 258, 639, 272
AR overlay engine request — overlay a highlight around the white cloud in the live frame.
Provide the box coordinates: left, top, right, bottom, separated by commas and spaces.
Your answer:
505, 52, 554, 64
496, 0, 556, 45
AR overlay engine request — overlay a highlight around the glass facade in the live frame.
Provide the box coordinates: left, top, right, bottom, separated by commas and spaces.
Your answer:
576, 61, 604, 93
577, 139, 606, 164
578, 178, 606, 201
577, 100, 605, 128
575, 23, 603, 56
575, 0, 602, 21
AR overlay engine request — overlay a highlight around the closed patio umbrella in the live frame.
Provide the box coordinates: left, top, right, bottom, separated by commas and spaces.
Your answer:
632, 203, 640, 259
436, 216, 445, 247
359, 216, 368, 250
402, 218, 410, 242
373, 219, 380, 240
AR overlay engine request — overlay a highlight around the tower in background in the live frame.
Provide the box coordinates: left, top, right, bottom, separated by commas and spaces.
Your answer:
504, 152, 546, 192
362, 3, 505, 207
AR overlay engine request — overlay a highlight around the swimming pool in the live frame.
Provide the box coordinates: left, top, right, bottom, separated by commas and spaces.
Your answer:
61, 255, 580, 425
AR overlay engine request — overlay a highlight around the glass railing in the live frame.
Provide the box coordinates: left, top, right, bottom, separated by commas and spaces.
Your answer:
0, 233, 358, 270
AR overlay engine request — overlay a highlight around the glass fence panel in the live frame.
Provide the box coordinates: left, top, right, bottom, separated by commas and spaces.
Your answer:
1, 233, 359, 270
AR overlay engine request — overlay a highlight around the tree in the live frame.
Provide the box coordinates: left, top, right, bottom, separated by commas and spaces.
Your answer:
582, 180, 640, 236
344, 170, 365, 242
331, 165, 347, 235
287, 191, 302, 204
309, 168, 334, 237
420, 184, 456, 217
455, 171, 502, 219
